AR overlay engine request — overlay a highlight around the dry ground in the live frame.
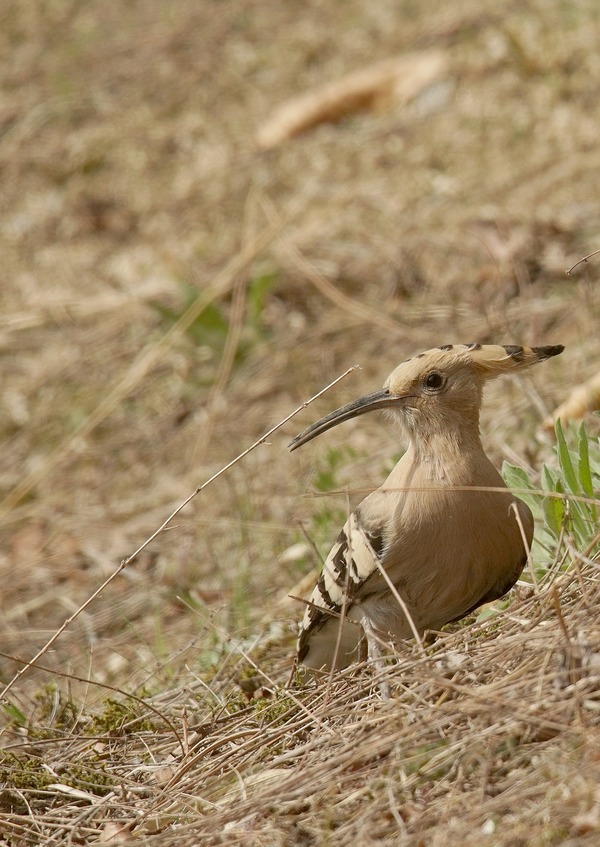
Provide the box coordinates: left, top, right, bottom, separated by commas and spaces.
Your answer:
1, 0, 600, 844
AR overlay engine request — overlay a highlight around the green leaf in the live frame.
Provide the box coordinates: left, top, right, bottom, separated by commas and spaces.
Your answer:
475, 605, 500, 622
541, 463, 559, 492
567, 500, 590, 546
555, 418, 580, 496
188, 302, 229, 344
501, 462, 540, 513
248, 267, 277, 331
2, 701, 27, 727
501, 462, 531, 490
577, 424, 598, 512
589, 450, 600, 480
542, 493, 565, 539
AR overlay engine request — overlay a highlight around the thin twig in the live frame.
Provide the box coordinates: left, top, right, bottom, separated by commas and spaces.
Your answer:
510, 500, 538, 590
125, 365, 359, 565
373, 557, 424, 652
566, 248, 600, 275
259, 193, 401, 334
326, 511, 353, 702
283, 240, 402, 335
551, 584, 571, 645
0, 366, 357, 702
0, 649, 185, 754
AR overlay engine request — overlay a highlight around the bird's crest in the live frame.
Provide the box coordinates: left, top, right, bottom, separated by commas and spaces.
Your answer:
403, 343, 564, 380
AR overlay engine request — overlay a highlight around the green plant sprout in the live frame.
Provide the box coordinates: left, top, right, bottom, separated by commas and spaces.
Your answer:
150, 265, 278, 379
502, 419, 600, 577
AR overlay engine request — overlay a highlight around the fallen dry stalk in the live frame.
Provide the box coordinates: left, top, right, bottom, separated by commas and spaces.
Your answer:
257, 51, 447, 148
542, 369, 600, 430
282, 240, 401, 335
0, 365, 358, 702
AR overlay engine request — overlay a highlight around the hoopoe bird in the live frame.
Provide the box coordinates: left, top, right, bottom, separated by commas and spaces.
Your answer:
290, 343, 564, 672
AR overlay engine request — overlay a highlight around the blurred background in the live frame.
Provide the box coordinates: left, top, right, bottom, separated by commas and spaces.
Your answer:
1, 0, 598, 705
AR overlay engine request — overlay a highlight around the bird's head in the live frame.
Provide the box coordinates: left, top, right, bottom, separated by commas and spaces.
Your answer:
289, 344, 564, 450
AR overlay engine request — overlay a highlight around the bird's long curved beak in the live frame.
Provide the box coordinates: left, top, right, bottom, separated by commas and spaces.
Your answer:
289, 388, 401, 451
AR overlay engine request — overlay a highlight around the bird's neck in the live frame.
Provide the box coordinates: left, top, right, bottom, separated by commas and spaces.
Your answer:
404, 416, 494, 484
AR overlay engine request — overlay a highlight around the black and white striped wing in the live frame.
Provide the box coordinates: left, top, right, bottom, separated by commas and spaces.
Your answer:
297, 510, 385, 670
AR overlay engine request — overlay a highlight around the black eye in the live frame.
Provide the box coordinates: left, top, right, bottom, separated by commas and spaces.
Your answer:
424, 372, 445, 390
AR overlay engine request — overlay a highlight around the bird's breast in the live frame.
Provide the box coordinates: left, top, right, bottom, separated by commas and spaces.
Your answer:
377, 486, 532, 634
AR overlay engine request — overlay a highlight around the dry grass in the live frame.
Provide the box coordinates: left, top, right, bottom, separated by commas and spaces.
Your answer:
2, 0, 600, 843
3, 569, 600, 845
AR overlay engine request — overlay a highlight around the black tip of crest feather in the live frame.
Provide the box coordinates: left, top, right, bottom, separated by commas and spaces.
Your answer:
532, 345, 565, 359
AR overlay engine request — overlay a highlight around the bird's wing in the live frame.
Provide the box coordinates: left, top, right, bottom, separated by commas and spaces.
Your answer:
297, 508, 386, 668
447, 553, 527, 623
446, 498, 532, 622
